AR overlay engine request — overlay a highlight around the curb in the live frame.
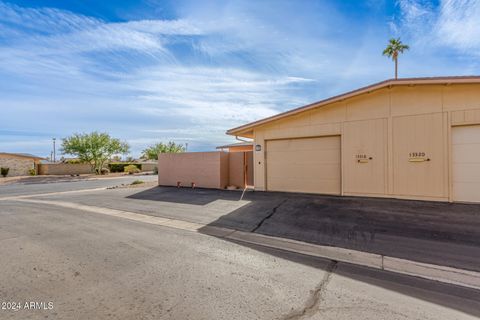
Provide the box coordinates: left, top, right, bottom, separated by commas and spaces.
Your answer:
215, 229, 480, 291
11, 198, 480, 291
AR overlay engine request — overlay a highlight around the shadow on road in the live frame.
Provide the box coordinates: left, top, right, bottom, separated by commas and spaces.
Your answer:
128, 186, 480, 317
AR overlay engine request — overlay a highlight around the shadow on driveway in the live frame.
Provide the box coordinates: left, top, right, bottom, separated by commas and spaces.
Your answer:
128, 186, 480, 271
127, 186, 480, 317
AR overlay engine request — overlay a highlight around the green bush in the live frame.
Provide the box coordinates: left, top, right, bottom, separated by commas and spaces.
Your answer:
0, 167, 9, 177
131, 180, 144, 185
65, 159, 84, 164
100, 168, 110, 175
124, 164, 141, 174
108, 163, 141, 173
28, 168, 36, 176
153, 166, 158, 174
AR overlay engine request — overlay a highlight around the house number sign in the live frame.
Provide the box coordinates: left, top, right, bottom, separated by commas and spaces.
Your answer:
355, 154, 372, 163
409, 152, 425, 158
409, 152, 430, 162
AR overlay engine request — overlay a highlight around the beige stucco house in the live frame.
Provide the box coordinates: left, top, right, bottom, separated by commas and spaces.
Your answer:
0, 153, 44, 177
227, 76, 480, 203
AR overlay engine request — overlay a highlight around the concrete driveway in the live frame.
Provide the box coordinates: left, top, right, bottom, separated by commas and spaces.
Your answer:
1, 179, 479, 319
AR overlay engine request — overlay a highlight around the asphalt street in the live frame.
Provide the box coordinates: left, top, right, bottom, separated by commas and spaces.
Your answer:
0, 177, 479, 319
0, 174, 157, 198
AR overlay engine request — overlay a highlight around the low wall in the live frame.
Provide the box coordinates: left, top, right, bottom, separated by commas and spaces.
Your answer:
38, 163, 93, 175
158, 152, 229, 189
0, 156, 34, 177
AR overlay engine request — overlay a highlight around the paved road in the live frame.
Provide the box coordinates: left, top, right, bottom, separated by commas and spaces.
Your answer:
0, 180, 479, 319
0, 174, 157, 198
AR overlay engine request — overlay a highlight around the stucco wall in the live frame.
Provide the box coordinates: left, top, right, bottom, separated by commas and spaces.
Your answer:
252, 83, 480, 202
158, 152, 229, 189
228, 152, 244, 188
38, 163, 93, 175
0, 156, 34, 177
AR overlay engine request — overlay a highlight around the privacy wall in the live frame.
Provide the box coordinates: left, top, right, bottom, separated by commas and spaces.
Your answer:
158, 151, 253, 189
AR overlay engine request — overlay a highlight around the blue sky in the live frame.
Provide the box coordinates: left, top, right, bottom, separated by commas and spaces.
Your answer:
1, 0, 479, 158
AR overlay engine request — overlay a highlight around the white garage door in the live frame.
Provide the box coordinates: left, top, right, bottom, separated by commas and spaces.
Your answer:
266, 136, 341, 194
452, 125, 480, 203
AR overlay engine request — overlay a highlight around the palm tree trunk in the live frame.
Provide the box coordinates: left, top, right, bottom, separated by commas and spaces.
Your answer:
395, 58, 398, 79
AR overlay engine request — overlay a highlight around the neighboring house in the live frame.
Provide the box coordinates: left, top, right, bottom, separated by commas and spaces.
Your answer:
0, 152, 44, 177
227, 76, 480, 203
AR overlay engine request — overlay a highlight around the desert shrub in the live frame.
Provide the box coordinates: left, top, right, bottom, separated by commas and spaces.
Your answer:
131, 180, 144, 185
124, 164, 141, 174
0, 167, 9, 177
153, 166, 158, 174
100, 168, 110, 175
108, 163, 141, 173
28, 168, 36, 176
65, 159, 84, 164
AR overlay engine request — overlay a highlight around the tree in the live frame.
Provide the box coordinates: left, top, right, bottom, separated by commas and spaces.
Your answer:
383, 38, 409, 79
61, 132, 130, 174
142, 142, 186, 160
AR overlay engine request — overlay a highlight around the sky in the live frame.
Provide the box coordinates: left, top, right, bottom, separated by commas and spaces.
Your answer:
1, 0, 479, 158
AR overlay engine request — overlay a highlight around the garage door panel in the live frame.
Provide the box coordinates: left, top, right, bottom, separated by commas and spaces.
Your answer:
266, 136, 341, 194
452, 144, 480, 162
452, 125, 480, 202
267, 177, 340, 194
452, 163, 480, 182
266, 151, 339, 164
452, 129, 480, 144
267, 163, 340, 179
267, 139, 339, 152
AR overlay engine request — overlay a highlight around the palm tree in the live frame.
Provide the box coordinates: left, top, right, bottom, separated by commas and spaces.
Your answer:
383, 38, 409, 79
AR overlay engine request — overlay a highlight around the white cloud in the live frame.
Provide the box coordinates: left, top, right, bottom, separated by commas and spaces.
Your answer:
129, 66, 314, 128
436, 0, 480, 51
394, 0, 480, 55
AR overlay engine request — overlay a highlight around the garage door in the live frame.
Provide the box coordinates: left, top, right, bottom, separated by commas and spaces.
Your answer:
452, 125, 480, 203
266, 136, 341, 194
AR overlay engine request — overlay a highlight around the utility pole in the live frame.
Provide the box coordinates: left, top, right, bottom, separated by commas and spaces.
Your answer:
52, 138, 56, 162
185, 143, 188, 152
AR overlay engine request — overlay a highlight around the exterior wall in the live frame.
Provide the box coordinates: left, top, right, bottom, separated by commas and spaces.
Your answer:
0, 155, 35, 177
228, 152, 245, 188
38, 163, 93, 175
220, 152, 229, 189
246, 151, 254, 186
252, 83, 480, 202
158, 152, 229, 189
